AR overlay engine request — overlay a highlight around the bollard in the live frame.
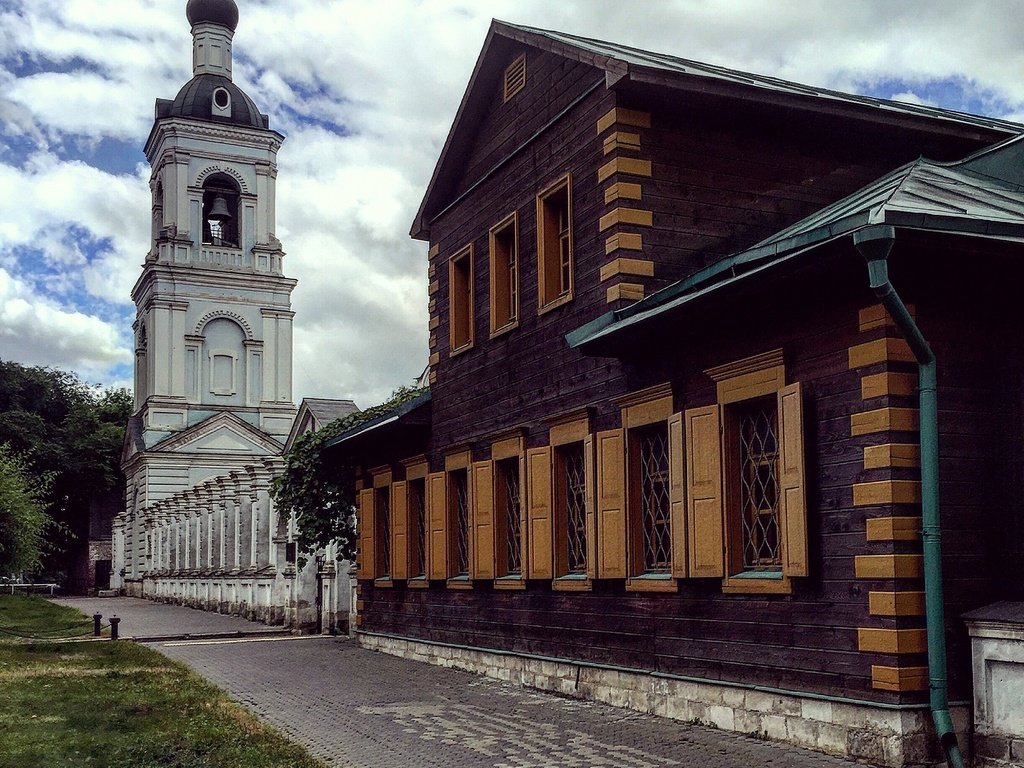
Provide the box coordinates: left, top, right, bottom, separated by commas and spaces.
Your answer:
92, 613, 102, 637
109, 615, 120, 641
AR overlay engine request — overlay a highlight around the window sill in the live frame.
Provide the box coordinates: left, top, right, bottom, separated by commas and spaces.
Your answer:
406, 577, 429, 589
372, 578, 394, 588
626, 574, 677, 593
449, 341, 474, 358
538, 292, 573, 315
721, 571, 792, 595
493, 576, 526, 591
552, 574, 592, 592
446, 576, 473, 590
489, 320, 519, 340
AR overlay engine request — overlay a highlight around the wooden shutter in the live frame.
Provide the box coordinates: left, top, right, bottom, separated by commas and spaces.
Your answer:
356, 488, 375, 580
596, 429, 627, 579
583, 434, 597, 579
669, 412, 689, 579
426, 472, 448, 580
526, 446, 553, 578
471, 461, 495, 579
390, 481, 408, 580
685, 406, 725, 577
778, 382, 809, 577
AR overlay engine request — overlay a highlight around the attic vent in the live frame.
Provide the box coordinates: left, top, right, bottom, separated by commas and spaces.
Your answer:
503, 54, 526, 102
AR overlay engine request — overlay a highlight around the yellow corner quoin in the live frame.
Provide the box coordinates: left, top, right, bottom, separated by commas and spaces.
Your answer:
602, 131, 642, 155
855, 554, 925, 579
850, 407, 920, 436
599, 207, 653, 232
869, 591, 927, 616
605, 232, 644, 254
607, 283, 645, 303
428, 279, 439, 296
428, 243, 439, 259
598, 157, 653, 183
863, 443, 920, 469
861, 372, 918, 400
428, 351, 440, 367
428, 315, 440, 331
848, 337, 916, 369
858, 627, 928, 654
859, 303, 916, 332
596, 107, 652, 134
871, 665, 929, 692
599, 257, 655, 282
853, 479, 921, 506
604, 181, 643, 205
866, 516, 922, 541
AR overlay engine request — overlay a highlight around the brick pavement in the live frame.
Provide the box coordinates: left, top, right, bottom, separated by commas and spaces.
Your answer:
56, 597, 859, 768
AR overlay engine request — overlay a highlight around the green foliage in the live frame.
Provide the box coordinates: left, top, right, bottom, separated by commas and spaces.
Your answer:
0, 446, 53, 576
0, 360, 132, 577
272, 386, 427, 559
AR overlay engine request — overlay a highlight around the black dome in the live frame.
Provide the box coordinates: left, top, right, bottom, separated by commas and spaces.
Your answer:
164, 74, 268, 129
186, 0, 239, 31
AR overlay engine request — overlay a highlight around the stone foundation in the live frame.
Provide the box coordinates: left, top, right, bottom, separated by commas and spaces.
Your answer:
359, 632, 967, 767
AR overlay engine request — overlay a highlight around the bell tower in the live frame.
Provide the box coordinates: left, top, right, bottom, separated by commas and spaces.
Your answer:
121, 0, 297, 553
131, 0, 296, 446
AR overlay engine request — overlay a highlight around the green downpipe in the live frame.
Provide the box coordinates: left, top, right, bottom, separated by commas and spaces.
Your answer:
853, 226, 964, 768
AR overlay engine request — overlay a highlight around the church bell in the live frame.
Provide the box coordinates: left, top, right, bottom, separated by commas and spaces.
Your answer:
208, 195, 232, 221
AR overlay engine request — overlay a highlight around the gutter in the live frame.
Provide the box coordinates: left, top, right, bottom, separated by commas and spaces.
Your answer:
852, 225, 964, 768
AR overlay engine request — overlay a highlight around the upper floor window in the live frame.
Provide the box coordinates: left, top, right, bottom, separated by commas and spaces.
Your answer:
201, 172, 240, 248
489, 213, 519, 336
537, 175, 573, 311
449, 245, 474, 353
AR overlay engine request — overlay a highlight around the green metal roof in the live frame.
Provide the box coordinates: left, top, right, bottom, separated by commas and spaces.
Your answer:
567, 134, 1024, 354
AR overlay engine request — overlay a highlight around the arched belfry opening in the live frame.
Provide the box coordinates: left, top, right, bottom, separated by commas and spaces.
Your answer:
201, 172, 240, 247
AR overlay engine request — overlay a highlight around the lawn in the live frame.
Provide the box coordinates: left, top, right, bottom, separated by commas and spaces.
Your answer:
0, 594, 325, 768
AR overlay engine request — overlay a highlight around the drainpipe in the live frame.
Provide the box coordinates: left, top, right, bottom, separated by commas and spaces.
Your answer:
852, 225, 963, 768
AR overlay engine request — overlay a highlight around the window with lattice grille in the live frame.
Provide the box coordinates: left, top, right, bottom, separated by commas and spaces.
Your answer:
637, 423, 671, 574
736, 399, 781, 571
409, 478, 427, 579
374, 486, 391, 578
557, 443, 588, 575
450, 469, 470, 577
495, 458, 522, 576
503, 54, 526, 102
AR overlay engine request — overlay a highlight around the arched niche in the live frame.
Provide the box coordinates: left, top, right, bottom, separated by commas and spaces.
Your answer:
202, 317, 247, 406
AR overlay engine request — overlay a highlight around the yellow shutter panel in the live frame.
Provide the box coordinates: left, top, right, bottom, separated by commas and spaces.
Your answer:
526, 446, 553, 578
583, 434, 597, 579
685, 406, 724, 577
426, 472, 448, 580
669, 412, 688, 579
596, 428, 627, 579
471, 461, 495, 579
391, 481, 408, 580
356, 488, 375, 580
778, 382, 809, 577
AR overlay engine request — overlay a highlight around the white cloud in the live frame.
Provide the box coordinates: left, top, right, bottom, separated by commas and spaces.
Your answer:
0, 266, 132, 379
4, 0, 1024, 408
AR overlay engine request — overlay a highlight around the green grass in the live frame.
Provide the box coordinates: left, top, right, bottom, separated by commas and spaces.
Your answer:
0, 595, 326, 768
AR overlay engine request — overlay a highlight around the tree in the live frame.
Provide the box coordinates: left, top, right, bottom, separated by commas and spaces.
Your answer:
272, 386, 426, 560
0, 445, 52, 576
0, 360, 132, 578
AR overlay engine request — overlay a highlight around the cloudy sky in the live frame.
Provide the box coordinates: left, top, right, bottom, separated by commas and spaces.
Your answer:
2, 0, 1024, 409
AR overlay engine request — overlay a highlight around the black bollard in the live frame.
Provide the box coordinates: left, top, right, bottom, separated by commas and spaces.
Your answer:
92, 613, 102, 637
109, 615, 120, 641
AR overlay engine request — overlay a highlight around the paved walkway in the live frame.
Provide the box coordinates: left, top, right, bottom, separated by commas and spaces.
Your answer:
53, 597, 857, 768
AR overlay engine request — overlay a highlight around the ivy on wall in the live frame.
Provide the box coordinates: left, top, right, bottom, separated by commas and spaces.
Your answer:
271, 386, 426, 561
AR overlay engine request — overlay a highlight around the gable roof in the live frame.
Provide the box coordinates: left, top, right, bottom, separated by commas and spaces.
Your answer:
567, 133, 1024, 355
283, 397, 359, 452
411, 20, 1021, 240
145, 411, 284, 456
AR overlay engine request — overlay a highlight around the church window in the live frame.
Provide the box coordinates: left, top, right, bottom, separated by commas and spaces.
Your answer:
201, 173, 240, 248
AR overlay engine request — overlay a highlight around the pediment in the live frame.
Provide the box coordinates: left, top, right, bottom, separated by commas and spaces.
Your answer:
149, 412, 283, 456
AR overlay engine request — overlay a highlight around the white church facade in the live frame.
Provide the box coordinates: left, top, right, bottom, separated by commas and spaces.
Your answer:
113, 0, 352, 633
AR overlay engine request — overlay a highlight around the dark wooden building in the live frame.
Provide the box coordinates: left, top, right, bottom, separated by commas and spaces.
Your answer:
329, 21, 1024, 767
